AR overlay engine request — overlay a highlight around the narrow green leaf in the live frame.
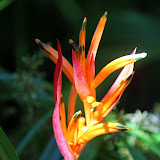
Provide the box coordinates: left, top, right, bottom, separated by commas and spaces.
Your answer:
127, 145, 147, 160
0, 127, 19, 160
39, 136, 61, 160
151, 132, 160, 143
0, 72, 13, 81
16, 110, 52, 155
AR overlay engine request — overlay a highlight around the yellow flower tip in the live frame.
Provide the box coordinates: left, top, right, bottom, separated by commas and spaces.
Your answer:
104, 11, 108, 18
125, 126, 131, 130
108, 123, 131, 131
69, 39, 74, 44
104, 11, 108, 15
115, 124, 131, 131
73, 110, 82, 119
87, 96, 95, 104
141, 52, 147, 59
91, 105, 97, 112
91, 102, 102, 112
35, 39, 40, 44
132, 52, 147, 61
83, 17, 87, 23
69, 39, 79, 52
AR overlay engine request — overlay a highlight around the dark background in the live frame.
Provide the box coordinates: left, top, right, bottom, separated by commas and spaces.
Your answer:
1, 0, 160, 110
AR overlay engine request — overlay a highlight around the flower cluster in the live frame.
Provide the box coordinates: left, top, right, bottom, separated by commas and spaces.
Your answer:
36, 11, 147, 160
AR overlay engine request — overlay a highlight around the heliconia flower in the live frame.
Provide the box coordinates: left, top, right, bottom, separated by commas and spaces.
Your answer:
35, 11, 147, 160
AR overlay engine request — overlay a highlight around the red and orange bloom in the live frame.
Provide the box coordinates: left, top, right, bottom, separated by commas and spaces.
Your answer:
36, 11, 147, 160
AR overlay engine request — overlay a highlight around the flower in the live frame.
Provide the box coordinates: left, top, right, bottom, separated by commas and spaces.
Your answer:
35, 11, 147, 160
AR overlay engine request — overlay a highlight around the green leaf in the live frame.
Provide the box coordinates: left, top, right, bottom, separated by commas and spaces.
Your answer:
127, 145, 147, 160
0, 127, 19, 160
0, 0, 14, 11
127, 123, 160, 157
16, 110, 52, 155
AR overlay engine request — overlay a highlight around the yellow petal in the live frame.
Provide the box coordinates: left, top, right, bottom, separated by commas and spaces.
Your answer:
90, 101, 103, 125
67, 85, 77, 125
100, 73, 134, 121
87, 96, 95, 104
83, 99, 91, 128
67, 110, 82, 146
79, 17, 87, 76
87, 11, 107, 62
79, 17, 87, 49
86, 12, 107, 89
77, 117, 86, 139
59, 95, 67, 137
78, 122, 130, 144
91, 53, 147, 89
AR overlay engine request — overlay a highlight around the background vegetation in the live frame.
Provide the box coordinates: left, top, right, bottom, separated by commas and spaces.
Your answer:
0, 0, 160, 159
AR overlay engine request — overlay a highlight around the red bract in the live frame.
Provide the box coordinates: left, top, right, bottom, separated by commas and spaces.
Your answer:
52, 40, 75, 159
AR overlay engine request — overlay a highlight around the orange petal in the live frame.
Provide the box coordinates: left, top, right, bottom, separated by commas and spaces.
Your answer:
67, 111, 82, 146
100, 73, 134, 121
83, 99, 91, 127
79, 17, 87, 49
67, 85, 77, 125
78, 122, 130, 144
59, 95, 67, 136
86, 12, 107, 90
101, 48, 137, 104
90, 102, 103, 125
86, 53, 96, 97
87, 53, 95, 84
79, 40, 86, 75
77, 117, 86, 139
35, 39, 74, 85
91, 52, 147, 89
87, 11, 107, 62
72, 143, 87, 159
69, 39, 79, 58
79, 17, 87, 75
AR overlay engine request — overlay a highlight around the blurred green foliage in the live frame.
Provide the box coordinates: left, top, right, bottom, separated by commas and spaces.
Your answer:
0, 0, 14, 11
0, 127, 19, 160
0, 0, 160, 159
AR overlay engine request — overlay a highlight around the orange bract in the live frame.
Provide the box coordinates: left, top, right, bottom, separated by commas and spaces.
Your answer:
36, 12, 147, 160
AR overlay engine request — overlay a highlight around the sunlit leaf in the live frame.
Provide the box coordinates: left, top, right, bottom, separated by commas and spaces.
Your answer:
0, 127, 19, 160
151, 133, 160, 144
127, 123, 160, 157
